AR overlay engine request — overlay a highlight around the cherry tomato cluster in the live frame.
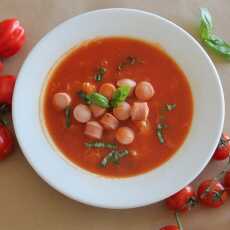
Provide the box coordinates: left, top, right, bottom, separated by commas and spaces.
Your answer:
0, 18, 26, 160
160, 133, 230, 229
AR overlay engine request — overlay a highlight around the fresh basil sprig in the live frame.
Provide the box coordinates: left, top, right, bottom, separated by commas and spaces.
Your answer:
110, 85, 130, 107
200, 8, 230, 59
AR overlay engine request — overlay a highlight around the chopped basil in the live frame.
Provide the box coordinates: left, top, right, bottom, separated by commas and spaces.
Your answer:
100, 150, 129, 167
156, 123, 167, 144
110, 85, 130, 107
199, 8, 230, 59
77, 91, 109, 108
95, 67, 107, 81
85, 141, 117, 149
64, 106, 71, 128
165, 103, 176, 111
117, 56, 137, 71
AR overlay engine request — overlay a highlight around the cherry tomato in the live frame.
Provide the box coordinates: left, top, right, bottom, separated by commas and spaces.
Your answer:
197, 180, 228, 208
0, 124, 13, 160
0, 75, 16, 104
0, 61, 3, 72
224, 171, 230, 189
166, 185, 196, 212
160, 225, 179, 230
213, 133, 230, 160
0, 18, 26, 58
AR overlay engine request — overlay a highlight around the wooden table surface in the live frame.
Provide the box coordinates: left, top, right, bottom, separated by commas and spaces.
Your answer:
1, 0, 230, 229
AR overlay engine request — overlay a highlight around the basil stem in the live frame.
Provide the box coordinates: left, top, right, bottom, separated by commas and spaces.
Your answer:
199, 8, 230, 59
64, 106, 71, 128
100, 150, 129, 167
110, 85, 130, 107
95, 67, 107, 81
156, 123, 167, 144
85, 141, 117, 149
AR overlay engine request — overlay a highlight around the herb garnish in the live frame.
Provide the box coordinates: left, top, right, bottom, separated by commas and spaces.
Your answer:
117, 56, 138, 71
95, 67, 107, 81
77, 91, 109, 108
110, 85, 130, 107
85, 141, 117, 149
199, 8, 230, 59
64, 106, 71, 128
156, 103, 176, 144
100, 150, 129, 167
156, 123, 167, 144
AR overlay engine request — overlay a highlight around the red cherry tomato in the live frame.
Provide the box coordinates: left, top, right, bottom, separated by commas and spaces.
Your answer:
160, 225, 179, 230
224, 171, 230, 189
213, 133, 230, 160
0, 75, 16, 104
197, 180, 228, 208
0, 124, 14, 160
166, 185, 196, 212
0, 18, 26, 58
0, 61, 3, 72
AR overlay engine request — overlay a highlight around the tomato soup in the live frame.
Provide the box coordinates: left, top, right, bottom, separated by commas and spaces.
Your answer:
42, 37, 193, 177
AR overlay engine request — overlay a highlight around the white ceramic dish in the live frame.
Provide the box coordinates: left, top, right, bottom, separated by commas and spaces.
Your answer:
12, 8, 224, 209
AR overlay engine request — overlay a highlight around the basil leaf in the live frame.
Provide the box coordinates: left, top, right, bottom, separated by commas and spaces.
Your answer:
65, 106, 71, 128
200, 8, 213, 40
165, 103, 176, 111
204, 35, 230, 58
110, 85, 130, 107
95, 67, 107, 81
85, 141, 117, 149
100, 150, 129, 167
156, 123, 167, 144
77, 91, 109, 108
89, 93, 109, 108
199, 8, 230, 59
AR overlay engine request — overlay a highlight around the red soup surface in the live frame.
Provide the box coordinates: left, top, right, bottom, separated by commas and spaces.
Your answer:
43, 37, 193, 177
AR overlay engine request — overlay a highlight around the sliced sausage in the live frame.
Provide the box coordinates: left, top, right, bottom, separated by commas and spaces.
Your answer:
99, 83, 116, 99
135, 81, 155, 101
113, 102, 131, 121
116, 78, 136, 95
100, 113, 119, 130
84, 121, 103, 139
53, 92, 71, 110
73, 104, 91, 123
116, 127, 135, 145
131, 102, 149, 121
90, 104, 106, 118
82, 82, 96, 95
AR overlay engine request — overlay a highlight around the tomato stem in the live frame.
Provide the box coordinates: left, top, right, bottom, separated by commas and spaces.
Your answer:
175, 212, 183, 230
214, 157, 230, 181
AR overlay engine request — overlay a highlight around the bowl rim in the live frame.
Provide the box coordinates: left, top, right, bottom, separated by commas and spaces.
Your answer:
12, 8, 225, 209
